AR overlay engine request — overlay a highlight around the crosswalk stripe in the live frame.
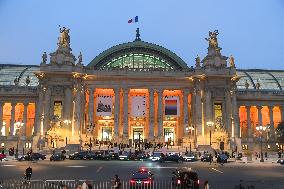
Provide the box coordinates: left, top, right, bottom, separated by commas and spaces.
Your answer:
211, 167, 223, 173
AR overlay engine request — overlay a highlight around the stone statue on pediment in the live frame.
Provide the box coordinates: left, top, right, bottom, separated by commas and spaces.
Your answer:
256, 81, 261, 90
205, 30, 219, 48
195, 55, 201, 67
58, 26, 70, 48
42, 52, 47, 64
229, 55, 235, 68
77, 52, 83, 65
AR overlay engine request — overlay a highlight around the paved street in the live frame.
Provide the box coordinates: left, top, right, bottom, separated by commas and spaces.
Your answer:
1, 159, 283, 187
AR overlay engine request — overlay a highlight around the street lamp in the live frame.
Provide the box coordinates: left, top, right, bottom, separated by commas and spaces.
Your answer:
256, 125, 266, 162
206, 121, 214, 146
186, 125, 195, 153
63, 119, 71, 145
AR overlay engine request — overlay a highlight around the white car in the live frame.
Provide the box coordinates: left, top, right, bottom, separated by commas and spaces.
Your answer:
150, 152, 164, 162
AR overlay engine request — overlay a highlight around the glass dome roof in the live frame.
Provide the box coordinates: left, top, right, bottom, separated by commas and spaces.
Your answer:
0, 64, 39, 86
236, 69, 284, 91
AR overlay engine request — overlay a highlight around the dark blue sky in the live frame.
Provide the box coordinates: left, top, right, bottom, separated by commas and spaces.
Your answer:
0, 0, 284, 69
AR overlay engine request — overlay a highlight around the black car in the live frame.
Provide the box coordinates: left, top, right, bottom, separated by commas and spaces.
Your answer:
217, 154, 228, 163
18, 153, 46, 161
171, 168, 199, 189
277, 159, 284, 165
130, 168, 154, 189
159, 154, 183, 163
69, 151, 88, 160
200, 154, 211, 162
50, 153, 66, 161
84, 151, 99, 160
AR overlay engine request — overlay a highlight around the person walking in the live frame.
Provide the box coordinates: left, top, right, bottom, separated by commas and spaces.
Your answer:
209, 154, 213, 165
204, 180, 210, 189
25, 166, 32, 181
112, 174, 121, 189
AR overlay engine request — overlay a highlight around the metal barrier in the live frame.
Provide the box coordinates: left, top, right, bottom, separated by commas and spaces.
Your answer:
1, 179, 284, 189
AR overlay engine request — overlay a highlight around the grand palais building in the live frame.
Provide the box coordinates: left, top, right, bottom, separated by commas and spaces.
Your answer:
0, 28, 283, 153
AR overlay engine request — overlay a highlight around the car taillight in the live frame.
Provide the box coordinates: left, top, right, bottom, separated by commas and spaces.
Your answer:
144, 180, 150, 184
130, 180, 135, 183
197, 180, 200, 185
177, 179, 181, 184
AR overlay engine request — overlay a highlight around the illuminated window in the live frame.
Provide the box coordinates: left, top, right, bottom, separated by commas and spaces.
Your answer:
214, 103, 223, 130
101, 53, 175, 71
54, 101, 62, 119
242, 144, 248, 150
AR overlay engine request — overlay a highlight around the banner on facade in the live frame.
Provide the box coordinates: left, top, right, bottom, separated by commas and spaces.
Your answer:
164, 96, 180, 116
96, 95, 113, 116
131, 96, 146, 117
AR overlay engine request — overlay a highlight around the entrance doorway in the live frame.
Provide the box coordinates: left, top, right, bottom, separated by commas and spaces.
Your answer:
101, 127, 112, 141
133, 127, 144, 142
164, 128, 174, 145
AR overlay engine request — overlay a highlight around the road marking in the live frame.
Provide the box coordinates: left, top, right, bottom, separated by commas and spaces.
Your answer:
211, 167, 223, 173
66, 165, 87, 168
96, 166, 103, 173
144, 166, 178, 169
1, 164, 16, 167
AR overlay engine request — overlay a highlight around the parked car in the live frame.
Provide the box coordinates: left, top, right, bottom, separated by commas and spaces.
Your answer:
84, 151, 99, 160
159, 154, 183, 163
150, 152, 164, 162
0, 153, 6, 161
171, 168, 199, 189
200, 154, 211, 162
182, 153, 198, 162
217, 153, 228, 163
69, 151, 88, 160
277, 159, 284, 164
50, 152, 66, 161
18, 153, 46, 161
130, 168, 154, 189
119, 152, 130, 160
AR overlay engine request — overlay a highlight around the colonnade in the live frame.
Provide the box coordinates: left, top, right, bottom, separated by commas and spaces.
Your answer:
238, 105, 284, 139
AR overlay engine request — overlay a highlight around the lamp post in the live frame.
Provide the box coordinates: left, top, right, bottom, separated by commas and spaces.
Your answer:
63, 119, 71, 145
256, 125, 266, 162
206, 121, 214, 146
186, 125, 195, 153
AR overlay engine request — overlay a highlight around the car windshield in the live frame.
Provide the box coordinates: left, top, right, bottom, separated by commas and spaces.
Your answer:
153, 153, 162, 157
132, 172, 150, 179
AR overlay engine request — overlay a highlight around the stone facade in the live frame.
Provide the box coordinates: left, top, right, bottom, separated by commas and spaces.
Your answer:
0, 29, 283, 153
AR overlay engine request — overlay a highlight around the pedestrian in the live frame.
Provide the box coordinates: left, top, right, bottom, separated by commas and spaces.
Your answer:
204, 180, 209, 189
209, 154, 213, 165
25, 166, 32, 181
112, 174, 121, 189
82, 182, 88, 189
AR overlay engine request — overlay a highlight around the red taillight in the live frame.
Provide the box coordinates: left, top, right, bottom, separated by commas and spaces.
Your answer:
144, 180, 150, 184
130, 180, 135, 183
177, 179, 181, 184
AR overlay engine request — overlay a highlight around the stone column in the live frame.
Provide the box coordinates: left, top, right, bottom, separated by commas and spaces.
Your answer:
246, 106, 252, 138
231, 90, 239, 138
63, 87, 72, 120
157, 89, 163, 137
195, 88, 202, 137
34, 88, 44, 135
183, 89, 189, 134
269, 106, 275, 139
88, 87, 94, 124
114, 88, 120, 136
43, 87, 51, 134
204, 88, 212, 135
22, 102, 29, 137
10, 102, 16, 136
225, 89, 232, 137
149, 88, 155, 139
74, 87, 82, 138
123, 88, 129, 137
0, 101, 3, 136
257, 106, 263, 126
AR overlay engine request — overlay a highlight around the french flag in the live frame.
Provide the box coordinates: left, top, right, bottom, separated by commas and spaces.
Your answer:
128, 16, 138, 24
